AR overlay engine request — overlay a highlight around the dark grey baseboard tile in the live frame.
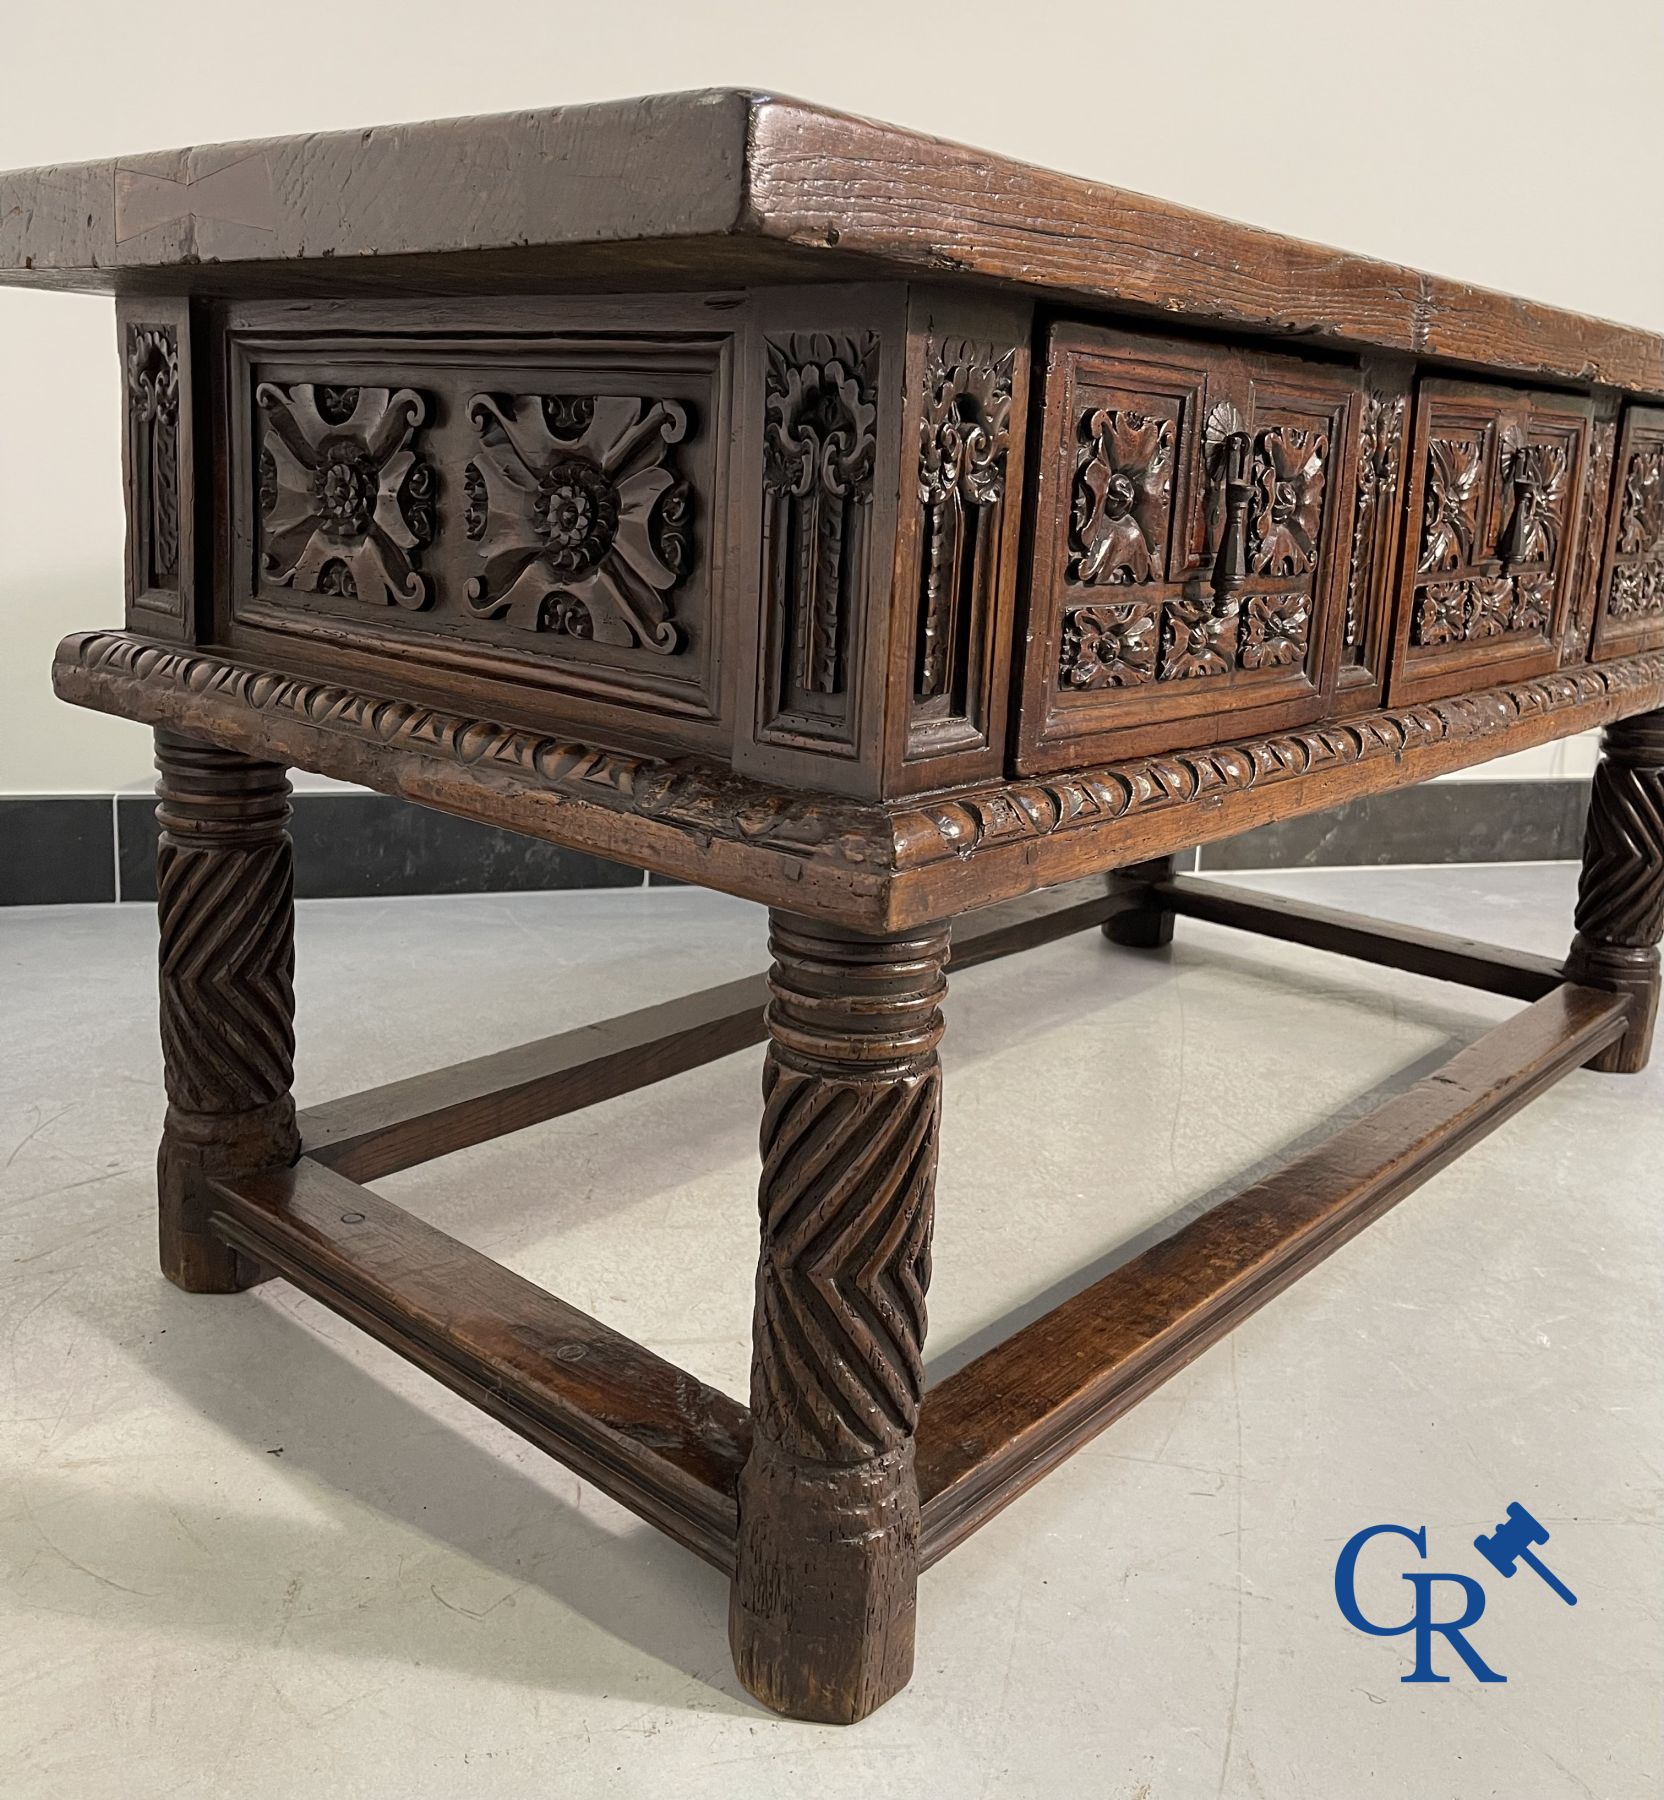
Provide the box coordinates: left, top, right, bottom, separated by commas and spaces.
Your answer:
115, 792, 642, 903
2, 779, 1594, 905
0, 798, 116, 905
1196, 778, 1592, 872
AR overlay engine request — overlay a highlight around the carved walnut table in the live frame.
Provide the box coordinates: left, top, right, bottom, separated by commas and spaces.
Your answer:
7, 91, 1662, 1723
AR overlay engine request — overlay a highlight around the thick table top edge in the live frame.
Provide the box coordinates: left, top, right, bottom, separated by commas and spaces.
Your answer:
1, 89, 1660, 397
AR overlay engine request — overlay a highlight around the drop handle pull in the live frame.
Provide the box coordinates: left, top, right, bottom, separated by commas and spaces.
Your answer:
1210, 430, 1254, 605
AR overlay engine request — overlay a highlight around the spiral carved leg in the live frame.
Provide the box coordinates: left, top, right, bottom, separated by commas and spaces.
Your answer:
1102, 855, 1179, 949
154, 731, 299, 1291
1565, 710, 1664, 1074
730, 913, 948, 1724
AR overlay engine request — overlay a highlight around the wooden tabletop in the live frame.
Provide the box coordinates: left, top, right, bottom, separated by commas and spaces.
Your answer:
3, 89, 1660, 395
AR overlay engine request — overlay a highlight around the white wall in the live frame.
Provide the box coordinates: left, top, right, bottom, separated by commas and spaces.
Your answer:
3, 0, 1658, 794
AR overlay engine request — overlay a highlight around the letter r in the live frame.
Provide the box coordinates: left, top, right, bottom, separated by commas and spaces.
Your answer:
1401, 1572, 1505, 1684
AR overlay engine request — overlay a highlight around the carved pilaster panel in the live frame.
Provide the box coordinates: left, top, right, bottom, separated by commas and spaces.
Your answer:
1591, 406, 1664, 662
1336, 383, 1408, 709
758, 330, 879, 748
1390, 378, 1594, 707
121, 300, 195, 640
912, 340, 1013, 716
1019, 321, 1362, 772
1563, 415, 1618, 663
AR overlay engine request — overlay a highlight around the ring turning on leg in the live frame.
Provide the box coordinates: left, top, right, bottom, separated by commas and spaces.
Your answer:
730, 912, 948, 1723
154, 730, 299, 1291
1566, 709, 1664, 1074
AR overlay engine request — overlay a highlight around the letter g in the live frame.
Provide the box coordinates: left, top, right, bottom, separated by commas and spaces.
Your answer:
1334, 1523, 1425, 1636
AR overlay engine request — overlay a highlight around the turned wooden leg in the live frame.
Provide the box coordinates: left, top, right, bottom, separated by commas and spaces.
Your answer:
1102, 855, 1178, 949
729, 912, 947, 1724
1565, 709, 1664, 1074
154, 730, 299, 1291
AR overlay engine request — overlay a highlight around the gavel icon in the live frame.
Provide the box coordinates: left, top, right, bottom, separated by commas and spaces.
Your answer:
1473, 1502, 1577, 1605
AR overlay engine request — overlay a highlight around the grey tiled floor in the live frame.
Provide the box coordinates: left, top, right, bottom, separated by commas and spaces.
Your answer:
1, 867, 1658, 1798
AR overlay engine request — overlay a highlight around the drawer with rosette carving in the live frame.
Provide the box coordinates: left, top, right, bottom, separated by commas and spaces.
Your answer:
217, 296, 740, 759
1015, 322, 1386, 774
1590, 404, 1664, 662
1387, 378, 1596, 705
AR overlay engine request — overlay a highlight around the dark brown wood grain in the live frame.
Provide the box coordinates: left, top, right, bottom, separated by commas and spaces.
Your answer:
209, 1156, 750, 1570
742, 99, 1664, 397
914, 982, 1629, 1565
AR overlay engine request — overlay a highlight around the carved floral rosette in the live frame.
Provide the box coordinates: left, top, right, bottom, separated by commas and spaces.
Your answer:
462, 394, 692, 652
1250, 426, 1327, 576
257, 383, 434, 609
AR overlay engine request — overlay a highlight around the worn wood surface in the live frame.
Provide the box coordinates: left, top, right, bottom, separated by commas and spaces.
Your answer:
914, 982, 1630, 1565
210, 1156, 750, 1570
5, 92, 1663, 396
744, 99, 1664, 397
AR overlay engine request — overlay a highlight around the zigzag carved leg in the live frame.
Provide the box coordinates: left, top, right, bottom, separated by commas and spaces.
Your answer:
730, 912, 948, 1724
155, 730, 299, 1291
1566, 709, 1664, 1074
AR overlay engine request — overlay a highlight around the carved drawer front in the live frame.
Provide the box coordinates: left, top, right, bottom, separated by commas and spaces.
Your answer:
221, 302, 736, 754
1590, 404, 1664, 661
1387, 379, 1594, 705
1016, 324, 1362, 773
